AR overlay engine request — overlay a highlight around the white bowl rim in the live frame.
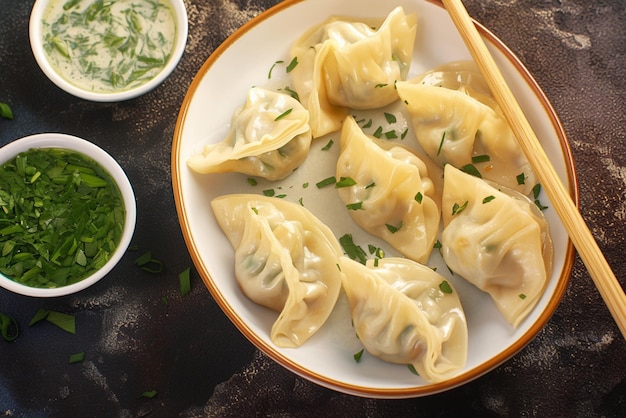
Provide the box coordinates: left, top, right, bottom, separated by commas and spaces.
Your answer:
28, 0, 189, 102
0, 133, 137, 297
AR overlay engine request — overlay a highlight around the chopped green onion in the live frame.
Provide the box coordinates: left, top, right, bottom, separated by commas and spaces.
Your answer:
439, 280, 453, 294
472, 154, 491, 163
267, 60, 284, 79
0, 311, 19, 342
407, 364, 419, 375
179, 267, 191, 296
384, 112, 397, 124
316, 176, 336, 188
482, 195, 496, 204
335, 177, 356, 188
69, 352, 85, 364
436, 132, 446, 156
385, 222, 402, 233
134, 251, 163, 274
0, 102, 13, 120
415, 192, 423, 204
274, 108, 293, 121
519, 293, 527, 300
373, 126, 383, 138
247, 177, 258, 186
354, 349, 364, 362
461, 164, 482, 178
516, 172, 527, 185
452, 201, 469, 215
141, 390, 158, 399
339, 234, 367, 264
286, 56, 298, 73
29, 308, 75, 334
321, 139, 334, 151
346, 202, 363, 210
262, 189, 275, 197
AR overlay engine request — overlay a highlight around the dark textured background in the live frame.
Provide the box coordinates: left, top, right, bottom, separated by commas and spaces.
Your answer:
0, 0, 624, 416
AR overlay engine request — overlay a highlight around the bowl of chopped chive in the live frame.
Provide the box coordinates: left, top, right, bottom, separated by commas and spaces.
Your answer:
29, 0, 188, 102
0, 133, 136, 297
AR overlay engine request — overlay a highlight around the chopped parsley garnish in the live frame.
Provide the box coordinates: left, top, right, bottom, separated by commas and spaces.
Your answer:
362, 119, 373, 128
415, 192, 423, 204
262, 189, 275, 197
482, 195, 496, 204
375, 83, 388, 88
532, 184, 549, 210
516, 172, 527, 185
373, 126, 384, 138
452, 201, 469, 215
247, 177, 258, 186
339, 234, 367, 264
519, 293, 527, 300
400, 128, 409, 140
316, 176, 336, 188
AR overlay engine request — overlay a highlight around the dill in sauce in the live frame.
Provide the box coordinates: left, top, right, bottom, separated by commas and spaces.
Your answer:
41, 0, 177, 93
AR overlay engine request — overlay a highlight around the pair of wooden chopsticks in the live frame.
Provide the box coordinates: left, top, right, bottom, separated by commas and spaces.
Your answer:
442, 0, 626, 339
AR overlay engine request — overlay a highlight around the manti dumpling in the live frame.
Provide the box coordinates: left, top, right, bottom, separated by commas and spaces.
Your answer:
340, 256, 468, 383
211, 194, 343, 347
441, 165, 553, 327
188, 87, 311, 181
336, 116, 440, 264
396, 77, 537, 196
289, 6, 417, 138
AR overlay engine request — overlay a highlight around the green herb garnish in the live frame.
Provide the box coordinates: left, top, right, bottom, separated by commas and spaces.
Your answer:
472, 154, 491, 163
0, 148, 125, 288
134, 251, 163, 273
315, 176, 336, 188
339, 234, 367, 264
461, 164, 482, 178
321, 139, 334, 151
384, 112, 397, 124
335, 177, 356, 188
439, 280, 453, 294
69, 352, 85, 364
354, 349, 364, 362
0, 102, 13, 120
274, 108, 293, 121
482, 195, 496, 204
346, 202, 363, 210
29, 308, 76, 334
436, 132, 446, 156
179, 267, 191, 296
415, 192, 423, 204
452, 201, 469, 215
0, 311, 19, 342
286, 56, 299, 73
516, 172, 527, 185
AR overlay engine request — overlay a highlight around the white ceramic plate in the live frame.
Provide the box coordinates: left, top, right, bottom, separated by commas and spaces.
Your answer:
172, 0, 577, 398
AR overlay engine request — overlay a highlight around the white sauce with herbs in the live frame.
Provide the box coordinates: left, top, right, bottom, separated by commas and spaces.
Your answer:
42, 0, 177, 93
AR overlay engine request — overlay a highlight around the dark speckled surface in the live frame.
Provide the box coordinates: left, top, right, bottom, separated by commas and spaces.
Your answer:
1, 1, 624, 416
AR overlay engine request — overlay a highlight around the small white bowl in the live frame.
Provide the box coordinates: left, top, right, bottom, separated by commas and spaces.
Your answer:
29, 0, 188, 102
0, 133, 136, 297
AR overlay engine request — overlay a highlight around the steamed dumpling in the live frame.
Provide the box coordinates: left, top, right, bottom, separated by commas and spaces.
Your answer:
211, 194, 343, 347
396, 78, 536, 196
188, 87, 311, 181
340, 256, 468, 383
336, 116, 440, 264
441, 165, 553, 327
289, 6, 417, 137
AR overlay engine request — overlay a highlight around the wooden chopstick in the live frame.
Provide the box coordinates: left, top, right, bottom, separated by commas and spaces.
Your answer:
441, 0, 626, 339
